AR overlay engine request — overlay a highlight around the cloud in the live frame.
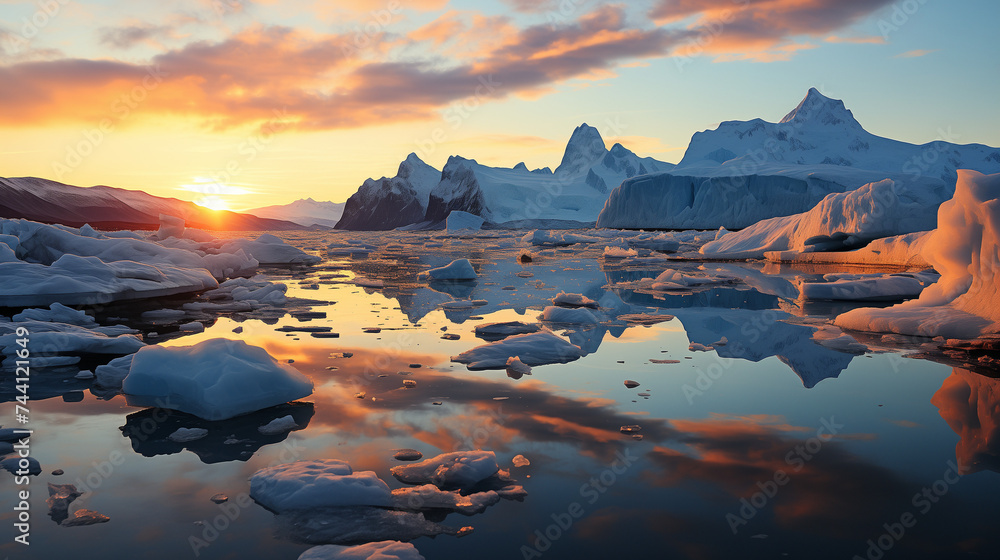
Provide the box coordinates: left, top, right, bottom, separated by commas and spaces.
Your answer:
652, 0, 896, 62
895, 48, 937, 58
0, 7, 679, 130
825, 34, 887, 44
99, 23, 177, 49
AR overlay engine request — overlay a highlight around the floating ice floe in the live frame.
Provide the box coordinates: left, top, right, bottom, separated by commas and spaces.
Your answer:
552, 292, 598, 309
452, 330, 584, 369
603, 246, 637, 258
0, 322, 143, 372
391, 485, 500, 515
650, 268, 738, 291
836, 171, 1000, 339
421, 259, 477, 281
474, 321, 541, 341
298, 541, 425, 560
218, 234, 321, 265
122, 338, 313, 421
798, 272, 938, 301
390, 451, 499, 489
250, 460, 392, 511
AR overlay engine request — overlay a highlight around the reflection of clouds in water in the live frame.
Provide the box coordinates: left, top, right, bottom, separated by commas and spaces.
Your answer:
933, 367, 1000, 474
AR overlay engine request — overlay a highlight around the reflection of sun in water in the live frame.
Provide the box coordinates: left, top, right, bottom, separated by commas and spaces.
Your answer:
195, 196, 230, 211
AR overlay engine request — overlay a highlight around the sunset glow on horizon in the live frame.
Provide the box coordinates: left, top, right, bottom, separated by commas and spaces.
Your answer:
2, 0, 998, 210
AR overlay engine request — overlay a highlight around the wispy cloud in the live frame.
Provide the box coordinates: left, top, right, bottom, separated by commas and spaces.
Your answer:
895, 49, 937, 58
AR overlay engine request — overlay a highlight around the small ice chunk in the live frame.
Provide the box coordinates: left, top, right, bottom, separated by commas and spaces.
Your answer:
390, 451, 499, 489
603, 246, 637, 258
688, 343, 714, 352
624, 380, 640, 388
47, 483, 82, 524
178, 321, 205, 333
453, 331, 583, 369
511, 454, 530, 467
552, 292, 598, 309
168, 428, 209, 443
394, 449, 423, 461
61, 509, 110, 526
391, 485, 500, 515
258, 415, 298, 435
505, 356, 532, 379
210, 494, 229, 504
420, 259, 477, 281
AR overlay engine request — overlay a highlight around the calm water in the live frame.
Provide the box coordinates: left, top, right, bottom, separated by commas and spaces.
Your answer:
3, 229, 999, 560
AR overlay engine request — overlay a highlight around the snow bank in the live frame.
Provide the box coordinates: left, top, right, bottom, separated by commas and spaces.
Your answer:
836, 171, 1000, 339
390, 451, 499, 489
701, 179, 941, 259
299, 542, 424, 560
122, 338, 314, 420
420, 259, 477, 281
250, 460, 392, 512
452, 330, 583, 369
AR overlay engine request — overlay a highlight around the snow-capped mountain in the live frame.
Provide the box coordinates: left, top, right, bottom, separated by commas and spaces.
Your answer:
597, 88, 1000, 229
334, 153, 441, 230
0, 176, 302, 231
334, 124, 674, 230
246, 198, 345, 228
418, 124, 673, 228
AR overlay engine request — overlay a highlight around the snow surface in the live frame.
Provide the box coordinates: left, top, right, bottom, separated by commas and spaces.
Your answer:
836, 170, 1000, 339
122, 338, 314, 420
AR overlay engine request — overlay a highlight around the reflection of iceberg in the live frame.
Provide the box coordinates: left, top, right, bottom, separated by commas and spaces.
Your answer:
564, 326, 607, 356
120, 402, 314, 464
671, 308, 855, 388
274, 506, 460, 545
932, 368, 1000, 474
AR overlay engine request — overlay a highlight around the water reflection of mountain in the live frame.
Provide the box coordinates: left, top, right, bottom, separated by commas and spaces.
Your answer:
338, 241, 856, 387
120, 402, 314, 464
932, 368, 1000, 474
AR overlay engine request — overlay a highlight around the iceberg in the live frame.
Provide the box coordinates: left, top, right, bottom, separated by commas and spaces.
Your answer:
836, 171, 1000, 339
250, 460, 392, 512
122, 338, 314, 421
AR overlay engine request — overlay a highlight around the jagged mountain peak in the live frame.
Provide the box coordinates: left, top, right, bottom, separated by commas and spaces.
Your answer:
555, 123, 607, 176
780, 87, 861, 128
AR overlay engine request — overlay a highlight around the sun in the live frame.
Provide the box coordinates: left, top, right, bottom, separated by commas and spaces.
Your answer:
195, 196, 231, 212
